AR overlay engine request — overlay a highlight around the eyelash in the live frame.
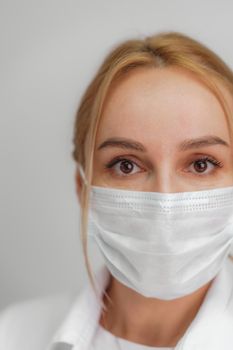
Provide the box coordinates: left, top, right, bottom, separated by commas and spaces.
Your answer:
104, 155, 223, 178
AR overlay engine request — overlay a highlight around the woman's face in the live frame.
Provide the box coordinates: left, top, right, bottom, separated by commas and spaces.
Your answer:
91, 67, 233, 192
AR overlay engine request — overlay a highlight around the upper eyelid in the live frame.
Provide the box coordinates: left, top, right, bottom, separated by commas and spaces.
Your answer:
106, 156, 142, 168
107, 154, 220, 165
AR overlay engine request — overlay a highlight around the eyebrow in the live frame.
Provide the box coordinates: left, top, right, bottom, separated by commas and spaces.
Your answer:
97, 135, 230, 152
178, 135, 229, 151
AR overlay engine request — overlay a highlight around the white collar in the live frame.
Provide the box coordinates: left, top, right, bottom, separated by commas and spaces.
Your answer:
48, 257, 233, 350
48, 264, 110, 350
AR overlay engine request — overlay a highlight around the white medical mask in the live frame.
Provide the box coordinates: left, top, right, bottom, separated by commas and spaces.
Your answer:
77, 164, 233, 300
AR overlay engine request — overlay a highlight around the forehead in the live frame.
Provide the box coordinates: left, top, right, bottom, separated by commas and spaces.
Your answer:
96, 67, 232, 146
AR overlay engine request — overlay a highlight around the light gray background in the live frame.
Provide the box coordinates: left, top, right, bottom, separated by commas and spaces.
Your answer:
1, 0, 233, 311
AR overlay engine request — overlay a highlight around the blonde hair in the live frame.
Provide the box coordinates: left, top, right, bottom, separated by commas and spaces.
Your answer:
72, 31, 233, 306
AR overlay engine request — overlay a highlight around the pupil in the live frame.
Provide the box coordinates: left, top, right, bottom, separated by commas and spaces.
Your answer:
194, 160, 207, 172
120, 161, 133, 173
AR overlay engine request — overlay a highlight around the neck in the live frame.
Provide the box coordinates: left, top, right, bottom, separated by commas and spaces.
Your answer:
99, 275, 214, 347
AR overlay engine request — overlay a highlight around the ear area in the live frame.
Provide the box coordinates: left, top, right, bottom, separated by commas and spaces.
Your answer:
75, 169, 83, 203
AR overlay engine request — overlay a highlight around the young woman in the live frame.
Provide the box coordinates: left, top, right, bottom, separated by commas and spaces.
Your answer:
1, 31, 233, 350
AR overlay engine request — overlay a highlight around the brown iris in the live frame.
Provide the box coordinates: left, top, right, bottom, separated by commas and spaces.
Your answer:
120, 160, 134, 174
193, 160, 207, 173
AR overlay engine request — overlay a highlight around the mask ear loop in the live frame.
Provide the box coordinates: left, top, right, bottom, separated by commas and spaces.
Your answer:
77, 162, 88, 187
76, 162, 114, 310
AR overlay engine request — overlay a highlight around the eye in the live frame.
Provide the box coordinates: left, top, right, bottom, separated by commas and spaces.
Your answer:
188, 156, 223, 176
104, 155, 223, 178
104, 157, 141, 177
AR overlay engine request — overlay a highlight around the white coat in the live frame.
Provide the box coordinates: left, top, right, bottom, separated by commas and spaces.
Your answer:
0, 257, 233, 350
